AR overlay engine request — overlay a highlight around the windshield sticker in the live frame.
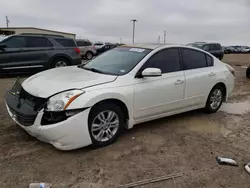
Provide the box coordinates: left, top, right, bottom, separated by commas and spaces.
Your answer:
120, 69, 126, 73
129, 48, 145, 53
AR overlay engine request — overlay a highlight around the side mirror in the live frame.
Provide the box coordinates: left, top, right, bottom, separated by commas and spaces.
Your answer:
141, 68, 162, 77
0, 44, 6, 49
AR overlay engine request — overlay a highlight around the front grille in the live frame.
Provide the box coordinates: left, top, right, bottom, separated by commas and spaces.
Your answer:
6, 80, 47, 127
9, 106, 36, 126
19, 88, 46, 111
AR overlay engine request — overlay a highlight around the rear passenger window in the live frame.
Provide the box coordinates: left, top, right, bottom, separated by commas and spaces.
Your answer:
209, 44, 218, 50
85, 41, 92, 46
182, 49, 207, 70
206, 55, 213, 66
142, 48, 180, 73
26, 37, 53, 47
76, 41, 85, 46
55, 38, 76, 47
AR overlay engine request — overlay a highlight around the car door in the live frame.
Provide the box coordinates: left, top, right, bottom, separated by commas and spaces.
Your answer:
23, 36, 53, 71
181, 48, 216, 107
209, 44, 220, 58
133, 48, 185, 120
0, 36, 27, 73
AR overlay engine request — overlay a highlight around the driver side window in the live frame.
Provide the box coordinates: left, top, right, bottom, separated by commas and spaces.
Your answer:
203, 45, 209, 51
141, 48, 181, 74
3, 36, 26, 48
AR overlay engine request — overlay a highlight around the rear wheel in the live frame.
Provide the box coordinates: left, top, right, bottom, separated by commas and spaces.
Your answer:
205, 85, 224, 113
88, 103, 124, 147
86, 51, 93, 60
51, 57, 69, 68
246, 67, 250, 78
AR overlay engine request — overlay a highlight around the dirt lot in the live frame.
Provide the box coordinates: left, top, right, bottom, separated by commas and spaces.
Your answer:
0, 54, 250, 188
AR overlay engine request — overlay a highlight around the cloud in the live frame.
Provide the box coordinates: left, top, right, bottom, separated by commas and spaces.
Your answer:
0, 0, 249, 45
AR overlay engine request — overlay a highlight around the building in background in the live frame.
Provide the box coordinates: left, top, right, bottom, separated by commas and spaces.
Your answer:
0, 27, 75, 39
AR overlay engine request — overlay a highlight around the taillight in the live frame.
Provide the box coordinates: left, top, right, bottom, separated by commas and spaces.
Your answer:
225, 64, 235, 76
74, 47, 81, 54
92, 45, 96, 50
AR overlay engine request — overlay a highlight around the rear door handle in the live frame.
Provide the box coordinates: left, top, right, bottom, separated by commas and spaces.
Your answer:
175, 80, 184, 85
209, 72, 216, 76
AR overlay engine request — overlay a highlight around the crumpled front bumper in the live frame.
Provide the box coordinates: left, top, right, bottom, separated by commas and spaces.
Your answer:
6, 103, 92, 151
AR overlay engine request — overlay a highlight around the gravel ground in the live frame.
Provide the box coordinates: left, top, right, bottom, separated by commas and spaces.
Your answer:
0, 56, 250, 188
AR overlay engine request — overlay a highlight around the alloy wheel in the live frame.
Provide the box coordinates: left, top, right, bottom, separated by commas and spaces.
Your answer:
210, 89, 222, 110
55, 61, 68, 68
91, 110, 119, 142
86, 52, 93, 60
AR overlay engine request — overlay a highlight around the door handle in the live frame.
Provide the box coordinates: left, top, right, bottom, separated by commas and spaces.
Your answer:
175, 80, 184, 85
209, 72, 216, 76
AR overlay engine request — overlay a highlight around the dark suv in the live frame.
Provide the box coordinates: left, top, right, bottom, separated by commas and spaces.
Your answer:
0, 34, 81, 74
187, 42, 224, 60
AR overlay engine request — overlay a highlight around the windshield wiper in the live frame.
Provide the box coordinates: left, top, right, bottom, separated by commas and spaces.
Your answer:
83, 67, 104, 74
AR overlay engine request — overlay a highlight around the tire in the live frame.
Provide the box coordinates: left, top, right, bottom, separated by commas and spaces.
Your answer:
86, 51, 93, 60
205, 85, 224, 113
246, 67, 250, 78
88, 103, 124, 147
51, 57, 69, 68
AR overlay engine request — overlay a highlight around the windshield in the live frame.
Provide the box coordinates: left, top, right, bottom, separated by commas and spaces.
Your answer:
82, 47, 152, 75
0, 36, 7, 42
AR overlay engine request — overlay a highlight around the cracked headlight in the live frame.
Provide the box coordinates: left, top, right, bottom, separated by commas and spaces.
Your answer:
47, 90, 84, 111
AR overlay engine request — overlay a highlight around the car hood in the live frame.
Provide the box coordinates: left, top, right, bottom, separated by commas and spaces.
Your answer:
22, 66, 117, 98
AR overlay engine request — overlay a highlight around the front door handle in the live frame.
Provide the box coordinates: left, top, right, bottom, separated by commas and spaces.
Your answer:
209, 72, 216, 76
175, 80, 184, 85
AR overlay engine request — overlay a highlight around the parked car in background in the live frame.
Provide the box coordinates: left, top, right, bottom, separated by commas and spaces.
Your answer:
76, 39, 97, 60
240, 46, 250, 53
5, 44, 234, 150
96, 43, 117, 54
187, 42, 224, 60
0, 34, 81, 74
94, 42, 105, 50
224, 46, 236, 54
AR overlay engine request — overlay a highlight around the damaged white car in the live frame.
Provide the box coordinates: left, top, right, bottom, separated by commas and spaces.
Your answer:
5, 44, 235, 150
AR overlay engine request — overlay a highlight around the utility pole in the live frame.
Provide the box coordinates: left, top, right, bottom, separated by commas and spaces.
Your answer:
164, 30, 166, 44
131, 19, 138, 43
158, 33, 161, 44
5, 16, 10, 28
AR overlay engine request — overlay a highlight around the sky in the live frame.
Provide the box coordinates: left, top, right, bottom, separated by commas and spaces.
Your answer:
0, 0, 250, 45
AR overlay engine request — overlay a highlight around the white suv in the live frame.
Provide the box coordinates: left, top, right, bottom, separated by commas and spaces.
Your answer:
5, 44, 235, 150
76, 39, 97, 60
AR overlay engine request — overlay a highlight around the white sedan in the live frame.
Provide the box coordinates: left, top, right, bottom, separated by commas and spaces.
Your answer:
5, 44, 235, 150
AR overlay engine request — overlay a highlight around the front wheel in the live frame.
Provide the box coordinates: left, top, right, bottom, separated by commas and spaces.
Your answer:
205, 85, 224, 113
88, 103, 124, 147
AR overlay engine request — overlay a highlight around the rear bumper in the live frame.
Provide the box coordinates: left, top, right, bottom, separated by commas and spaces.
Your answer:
225, 74, 235, 101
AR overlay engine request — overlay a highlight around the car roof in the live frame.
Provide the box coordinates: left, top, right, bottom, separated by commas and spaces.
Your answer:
76, 39, 91, 42
12, 34, 73, 39
122, 43, 182, 50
